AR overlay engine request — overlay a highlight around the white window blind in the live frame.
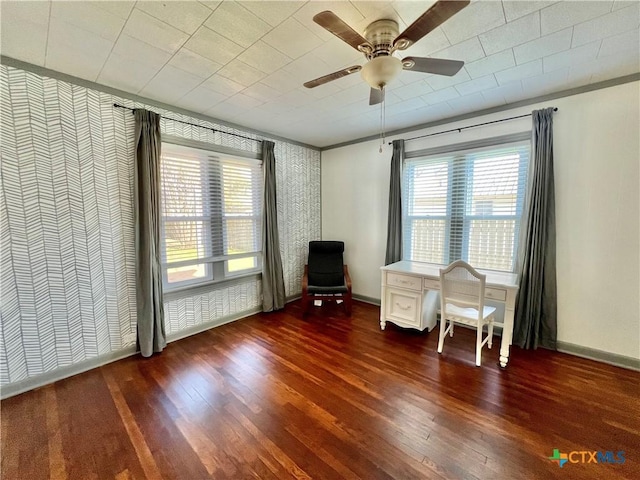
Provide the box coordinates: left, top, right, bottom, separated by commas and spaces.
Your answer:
160, 142, 263, 290
403, 141, 530, 272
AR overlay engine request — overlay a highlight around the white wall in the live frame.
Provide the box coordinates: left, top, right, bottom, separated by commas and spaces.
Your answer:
322, 81, 639, 360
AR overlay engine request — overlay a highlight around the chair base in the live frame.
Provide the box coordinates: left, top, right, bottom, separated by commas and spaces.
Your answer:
302, 295, 352, 317
302, 264, 352, 318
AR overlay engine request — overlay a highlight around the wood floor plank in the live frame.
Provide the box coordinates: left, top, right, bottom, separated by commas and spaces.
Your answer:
44, 386, 68, 480
2, 300, 639, 479
102, 369, 163, 480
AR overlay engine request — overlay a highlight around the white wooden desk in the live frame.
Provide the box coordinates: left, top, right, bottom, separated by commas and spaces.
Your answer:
380, 260, 519, 368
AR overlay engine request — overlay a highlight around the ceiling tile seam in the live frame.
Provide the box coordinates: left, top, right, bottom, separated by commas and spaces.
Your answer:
139, 2, 216, 35
135, 15, 209, 95
438, 16, 454, 50
499, 1, 508, 28
542, 38, 603, 74
205, 4, 299, 73
262, 18, 313, 61
350, 1, 365, 19
580, 10, 639, 50
477, 10, 543, 58
174, 14, 303, 103
172, 44, 249, 104
43, 1, 52, 72
595, 37, 606, 61
95, 2, 139, 84
570, 4, 639, 48
169, 48, 220, 81
132, 3, 259, 96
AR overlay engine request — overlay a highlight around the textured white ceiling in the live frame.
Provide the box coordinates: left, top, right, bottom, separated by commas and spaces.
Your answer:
1, 0, 638, 148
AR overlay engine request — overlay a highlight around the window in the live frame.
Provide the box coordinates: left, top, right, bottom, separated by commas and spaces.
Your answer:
160, 142, 263, 290
403, 140, 530, 272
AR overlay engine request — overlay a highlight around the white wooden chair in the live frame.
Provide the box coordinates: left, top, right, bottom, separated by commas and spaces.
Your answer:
437, 260, 496, 366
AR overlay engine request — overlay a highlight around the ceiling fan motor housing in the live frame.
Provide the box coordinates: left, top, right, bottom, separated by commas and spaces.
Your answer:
363, 19, 400, 58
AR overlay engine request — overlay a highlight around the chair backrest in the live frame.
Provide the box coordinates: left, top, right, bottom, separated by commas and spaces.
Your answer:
308, 241, 345, 287
439, 260, 486, 317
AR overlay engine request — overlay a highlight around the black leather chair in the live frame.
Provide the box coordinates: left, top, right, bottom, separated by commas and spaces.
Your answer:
302, 241, 352, 316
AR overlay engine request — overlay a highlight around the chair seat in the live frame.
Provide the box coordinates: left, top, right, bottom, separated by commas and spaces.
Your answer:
444, 304, 496, 324
307, 283, 348, 294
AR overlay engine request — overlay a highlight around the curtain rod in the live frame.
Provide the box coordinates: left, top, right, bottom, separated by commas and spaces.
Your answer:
113, 103, 262, 144
390, 107, 558, 144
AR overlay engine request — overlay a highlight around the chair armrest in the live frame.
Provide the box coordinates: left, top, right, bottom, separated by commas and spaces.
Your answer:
302, 265, 309, 290
344, 265, 352, 290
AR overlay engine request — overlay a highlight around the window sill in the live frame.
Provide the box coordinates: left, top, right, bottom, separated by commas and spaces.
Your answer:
163, 271, 262, 302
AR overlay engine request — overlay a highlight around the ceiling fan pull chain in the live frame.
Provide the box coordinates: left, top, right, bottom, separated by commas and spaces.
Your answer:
379, 87, 384, 153
382, 87, 386, 146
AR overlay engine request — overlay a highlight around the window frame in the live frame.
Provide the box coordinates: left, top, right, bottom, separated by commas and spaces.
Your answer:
159, 137, 263, 293
402, 133, 531, 273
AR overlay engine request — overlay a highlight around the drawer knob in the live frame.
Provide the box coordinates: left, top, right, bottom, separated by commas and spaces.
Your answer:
395, 302, 411, 311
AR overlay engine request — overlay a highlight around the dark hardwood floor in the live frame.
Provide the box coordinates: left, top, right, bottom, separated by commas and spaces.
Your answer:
2, 300, 639, 480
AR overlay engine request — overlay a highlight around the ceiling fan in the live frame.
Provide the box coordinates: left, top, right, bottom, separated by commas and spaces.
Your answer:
303, 0, 470, 105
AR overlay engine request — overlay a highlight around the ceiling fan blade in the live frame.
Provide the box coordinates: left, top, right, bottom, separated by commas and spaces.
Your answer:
303, 65, 362, 88
313, 11, 372, 51
402, 57, 464, 76
369, 88, 383, 106
394, 0, 470, 49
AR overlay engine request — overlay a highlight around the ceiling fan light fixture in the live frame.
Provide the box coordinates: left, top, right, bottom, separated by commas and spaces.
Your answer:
361, 56, 402, 89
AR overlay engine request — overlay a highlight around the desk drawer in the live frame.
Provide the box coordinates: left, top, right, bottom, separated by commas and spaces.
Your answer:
485, 287, 506, 301
423, 278, 440, 290
384, 288, 421, 326
386, 272, 422, 291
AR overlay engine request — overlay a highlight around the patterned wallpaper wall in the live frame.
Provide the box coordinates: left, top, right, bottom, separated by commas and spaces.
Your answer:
0, 65, 320, 387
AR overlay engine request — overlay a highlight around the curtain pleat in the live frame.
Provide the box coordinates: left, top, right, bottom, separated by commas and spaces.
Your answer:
514, 107, 557, 350
261, 140, 286, 311
385, 139, 404, 265
133, 109, 166, 357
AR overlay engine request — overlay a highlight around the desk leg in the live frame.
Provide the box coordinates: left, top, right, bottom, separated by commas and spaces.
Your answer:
380, 286, 386, 330
500, 290, 517, 368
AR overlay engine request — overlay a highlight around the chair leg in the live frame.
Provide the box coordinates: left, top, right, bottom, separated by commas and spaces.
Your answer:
437, 317, 447, 354
475, 324, 483, 367
488, 320, 494, 349
344, 294, 352, 316
302, 292, 309, 316
450, 321, 454, 337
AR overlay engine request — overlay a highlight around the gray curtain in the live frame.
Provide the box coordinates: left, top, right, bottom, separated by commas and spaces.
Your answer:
514, 107, 557, 350
261, 140, 286, 311
385, 139, 404, 265
134, 109, 166, 357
